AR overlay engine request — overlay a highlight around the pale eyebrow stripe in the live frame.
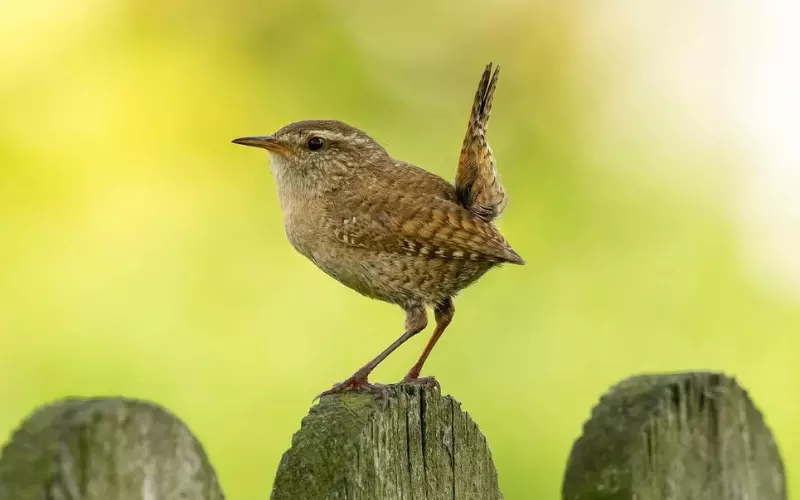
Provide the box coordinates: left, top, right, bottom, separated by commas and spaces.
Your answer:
312, 130, 348, 141
301, 130, 361, 145
296, 129, 374, 147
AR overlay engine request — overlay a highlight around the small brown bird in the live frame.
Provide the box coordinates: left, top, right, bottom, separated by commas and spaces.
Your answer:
233, 63, 523, 397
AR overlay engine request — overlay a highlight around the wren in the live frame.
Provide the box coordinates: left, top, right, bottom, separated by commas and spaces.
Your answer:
233, 63, 523, 398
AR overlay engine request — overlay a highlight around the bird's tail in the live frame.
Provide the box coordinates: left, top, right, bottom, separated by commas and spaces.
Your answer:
454, 63, 508, 222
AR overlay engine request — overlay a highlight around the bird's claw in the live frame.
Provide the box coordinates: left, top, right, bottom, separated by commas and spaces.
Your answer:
400, 375, 441, 393
314, 375, 390, 405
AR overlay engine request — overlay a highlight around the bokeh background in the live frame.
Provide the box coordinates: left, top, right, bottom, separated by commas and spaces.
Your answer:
2, 1, 799, 498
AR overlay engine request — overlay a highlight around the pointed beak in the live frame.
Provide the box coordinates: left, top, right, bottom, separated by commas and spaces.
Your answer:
231, 135, 290, 153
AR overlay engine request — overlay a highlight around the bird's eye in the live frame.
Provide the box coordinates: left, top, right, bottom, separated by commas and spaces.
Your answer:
307, 136, 324, 151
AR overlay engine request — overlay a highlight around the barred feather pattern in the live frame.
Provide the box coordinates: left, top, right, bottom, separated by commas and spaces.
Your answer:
455, 63, 508, 222
326, 179, 523, 265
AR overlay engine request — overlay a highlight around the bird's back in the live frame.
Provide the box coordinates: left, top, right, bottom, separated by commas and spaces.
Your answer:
379, 160, 459, 203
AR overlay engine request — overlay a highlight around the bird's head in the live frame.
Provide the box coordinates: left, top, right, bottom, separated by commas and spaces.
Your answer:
233, 120, 389, 199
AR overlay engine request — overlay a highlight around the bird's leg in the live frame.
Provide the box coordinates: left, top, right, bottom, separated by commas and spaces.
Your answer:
402, 297, 454, 387
316, 303, 428, 400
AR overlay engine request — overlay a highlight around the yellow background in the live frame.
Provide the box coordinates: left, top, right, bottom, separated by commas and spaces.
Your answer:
1, 1, 798, 498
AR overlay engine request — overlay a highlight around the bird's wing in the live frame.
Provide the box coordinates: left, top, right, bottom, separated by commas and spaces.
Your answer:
326, 186, 524, 265
454, 63, 507, 222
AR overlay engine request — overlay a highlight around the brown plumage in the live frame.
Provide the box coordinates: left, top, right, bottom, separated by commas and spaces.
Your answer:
232, 63, 523, 398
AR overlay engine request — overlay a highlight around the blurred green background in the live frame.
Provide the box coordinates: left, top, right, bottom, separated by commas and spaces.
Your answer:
2, 1, 799, 498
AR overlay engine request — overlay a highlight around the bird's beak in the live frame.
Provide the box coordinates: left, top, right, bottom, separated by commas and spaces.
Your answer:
231, 136, 290, 154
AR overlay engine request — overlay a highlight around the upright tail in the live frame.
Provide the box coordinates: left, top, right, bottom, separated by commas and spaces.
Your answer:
454, 63, 507, 222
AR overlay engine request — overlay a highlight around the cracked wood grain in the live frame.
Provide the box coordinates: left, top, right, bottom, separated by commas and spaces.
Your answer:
271, 385, 503, 500
562, 372, 786, 500
0, 398, 224, 500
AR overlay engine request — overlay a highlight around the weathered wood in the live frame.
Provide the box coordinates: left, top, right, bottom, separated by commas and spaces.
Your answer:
562, 372, 786, 500
0, 398, 224, 500
271, 385, 503, 500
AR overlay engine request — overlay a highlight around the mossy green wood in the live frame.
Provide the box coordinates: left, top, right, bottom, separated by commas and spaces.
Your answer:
271, 385, 503, 500
0, 398, 224, 500
562, 372, 786, 500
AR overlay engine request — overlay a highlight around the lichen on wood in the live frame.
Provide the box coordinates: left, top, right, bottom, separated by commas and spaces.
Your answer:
271, 385, 503, 500
0, 398, 224, 500
562, 372, 786, 500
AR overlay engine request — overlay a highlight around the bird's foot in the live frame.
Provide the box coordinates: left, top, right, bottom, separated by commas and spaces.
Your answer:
314, 371, 389, 403
400, 374, 441, 392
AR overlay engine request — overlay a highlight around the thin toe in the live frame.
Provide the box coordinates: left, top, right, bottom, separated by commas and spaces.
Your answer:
401, 375, 441, 392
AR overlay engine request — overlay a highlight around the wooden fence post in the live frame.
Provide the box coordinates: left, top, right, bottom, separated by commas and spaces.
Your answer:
0, 398, 224, 500
0, 372, 785, 499
271, 385, 503, 500
562, 372, 786, 500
